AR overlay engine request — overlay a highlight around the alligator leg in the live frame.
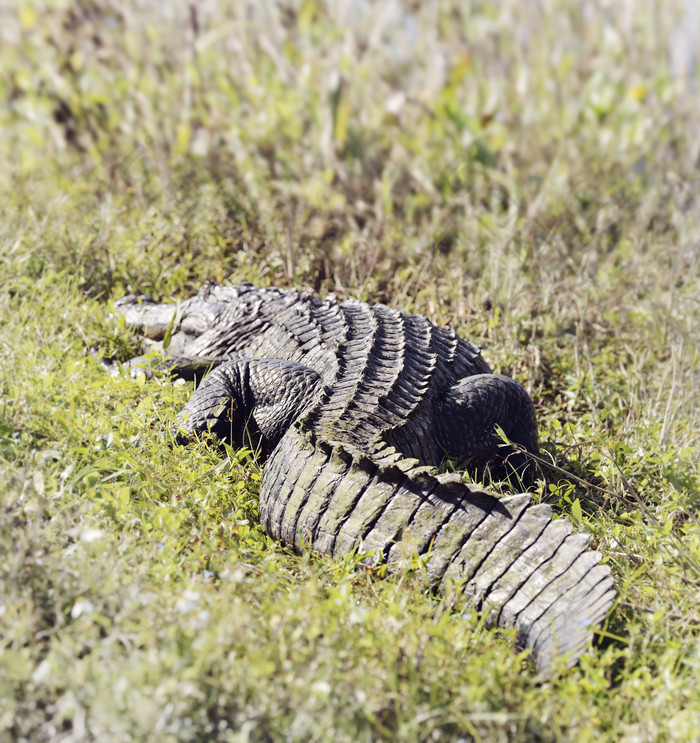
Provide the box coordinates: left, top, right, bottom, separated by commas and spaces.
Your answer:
434, 374, 539, 482
174, 358, 323, 456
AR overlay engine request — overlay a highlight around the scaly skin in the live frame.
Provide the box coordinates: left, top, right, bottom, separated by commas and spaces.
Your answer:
117, 282, 614, 670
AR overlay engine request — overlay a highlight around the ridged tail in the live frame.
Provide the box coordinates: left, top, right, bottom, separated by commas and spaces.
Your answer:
260, 425, 615, 672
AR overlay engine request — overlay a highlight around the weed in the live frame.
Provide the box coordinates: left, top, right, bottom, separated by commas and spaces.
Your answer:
0, 1, 698, 741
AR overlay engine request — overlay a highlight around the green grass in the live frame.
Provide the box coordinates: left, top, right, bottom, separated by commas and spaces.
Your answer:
1, 1, 699, 740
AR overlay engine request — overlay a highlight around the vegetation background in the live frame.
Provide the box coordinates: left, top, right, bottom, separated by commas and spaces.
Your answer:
1, 0, 698, 740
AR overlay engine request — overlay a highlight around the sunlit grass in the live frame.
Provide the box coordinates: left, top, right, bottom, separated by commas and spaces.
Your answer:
1, 0, 698, 740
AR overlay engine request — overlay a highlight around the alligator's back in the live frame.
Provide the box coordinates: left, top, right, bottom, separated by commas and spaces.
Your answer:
121, 282, 493, 464
118, 282, 615, 670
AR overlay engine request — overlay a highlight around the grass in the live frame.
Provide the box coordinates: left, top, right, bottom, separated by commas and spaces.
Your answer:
0, 0, 698, 740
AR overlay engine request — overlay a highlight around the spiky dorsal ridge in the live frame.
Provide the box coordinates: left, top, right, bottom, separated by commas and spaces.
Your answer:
260, 424, 615, 671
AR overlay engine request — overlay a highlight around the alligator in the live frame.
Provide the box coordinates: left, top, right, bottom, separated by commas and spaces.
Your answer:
116, 281, 614, 671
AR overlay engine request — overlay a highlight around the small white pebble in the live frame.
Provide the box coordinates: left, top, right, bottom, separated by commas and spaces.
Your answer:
32, 659, 52, 684
71, 597, 95, 618
385, 91, 406, 115
80, 528, 105, 543
311, 681, 331, 696
176, 590, 201, 614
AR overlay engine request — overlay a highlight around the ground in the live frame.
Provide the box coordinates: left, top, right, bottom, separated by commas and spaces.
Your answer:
0, 1, 698, 741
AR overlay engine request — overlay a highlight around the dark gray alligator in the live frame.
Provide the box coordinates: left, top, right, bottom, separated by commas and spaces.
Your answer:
117, 281, 614, 671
